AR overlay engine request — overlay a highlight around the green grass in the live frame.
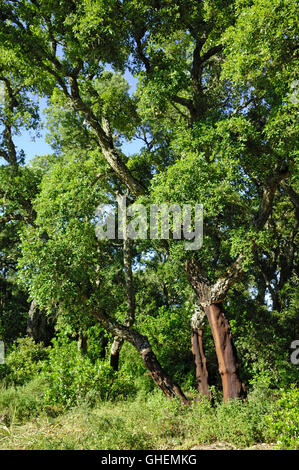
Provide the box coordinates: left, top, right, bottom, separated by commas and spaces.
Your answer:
0, 382, 284, 450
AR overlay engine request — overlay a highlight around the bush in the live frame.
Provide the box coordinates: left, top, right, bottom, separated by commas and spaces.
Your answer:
213, 397, 271, 447
43, 338, 136, 407
265, 385, 299, 449
0, 383, 280, 450
0, 337, 49, 386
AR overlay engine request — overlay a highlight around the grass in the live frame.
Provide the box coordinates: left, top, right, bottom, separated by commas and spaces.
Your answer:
0, 381, 279, 450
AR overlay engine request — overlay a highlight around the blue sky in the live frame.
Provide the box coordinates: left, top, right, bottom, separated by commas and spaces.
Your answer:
15, 125, 53, 164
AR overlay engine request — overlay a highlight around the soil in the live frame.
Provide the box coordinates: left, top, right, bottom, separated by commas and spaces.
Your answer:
191, 442, 274, 450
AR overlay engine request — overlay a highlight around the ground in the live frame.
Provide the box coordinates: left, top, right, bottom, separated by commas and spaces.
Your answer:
191, 442, 274, 450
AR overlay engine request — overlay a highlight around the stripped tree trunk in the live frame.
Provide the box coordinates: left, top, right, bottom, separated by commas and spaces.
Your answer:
191, 305, 210, 399
191, 329, 210, 399
185, 169, 291, 400
203, 304, 246, 401
186, 259, 246, 401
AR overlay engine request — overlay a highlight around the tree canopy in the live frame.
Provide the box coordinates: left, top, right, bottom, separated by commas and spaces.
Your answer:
0, 0, 298, 403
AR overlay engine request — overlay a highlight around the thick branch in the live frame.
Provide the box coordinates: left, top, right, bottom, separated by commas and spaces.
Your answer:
94, 309, 189, 404
186, 167, 290, 304
255, 168, 290, 230
67, 76, 145, 196
0, 77, 19, 166
199, 44, 223, 66
2, 12, 145, 197
281, 182, 299, 221
209, 254, 245, 303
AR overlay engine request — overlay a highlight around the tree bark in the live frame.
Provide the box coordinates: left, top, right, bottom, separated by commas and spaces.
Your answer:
190, 304, 210, 399
203, 303, 246, 401
110, 336, 123, 371
77, 331, 88, 354
191, 328, 210, 399
140, 345, 190, 404
27, 300, 55, 346
186, 259, 246, 401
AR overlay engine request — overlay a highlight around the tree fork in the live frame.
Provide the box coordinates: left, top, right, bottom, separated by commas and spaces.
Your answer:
186, 259, 246, 401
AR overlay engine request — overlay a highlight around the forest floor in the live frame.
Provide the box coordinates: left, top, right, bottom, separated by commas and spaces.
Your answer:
0, 376, 289, 451
0, 417, 276, 451
0, 395, 278, 451
191, 442, 274, 450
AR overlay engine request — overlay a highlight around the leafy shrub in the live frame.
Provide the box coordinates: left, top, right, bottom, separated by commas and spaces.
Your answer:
265, 385, 299, 449
213, 398, 270, 447
85, 324, 109, 363
43, 338, 135, 407
0, 337, 49, 386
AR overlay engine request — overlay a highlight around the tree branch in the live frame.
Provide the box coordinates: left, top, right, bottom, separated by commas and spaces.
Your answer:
255, 167, 290, 230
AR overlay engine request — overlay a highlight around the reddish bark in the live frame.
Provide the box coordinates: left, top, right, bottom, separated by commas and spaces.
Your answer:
203, 304, 246, 401
191, 328, 210, 399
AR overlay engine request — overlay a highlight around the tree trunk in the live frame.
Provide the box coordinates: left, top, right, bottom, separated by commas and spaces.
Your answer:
110, 232, 136, 371
27, 300, 55, 346
191, 328, 210, 399
77, 331, 88, 354
190, 303, 210, 399
110, 337, 123, 371
94, 310, 190, 405
203, 304, 246, 401
140, 345, 190, 405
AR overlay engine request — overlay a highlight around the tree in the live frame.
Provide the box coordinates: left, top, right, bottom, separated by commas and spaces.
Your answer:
1, 0, 297, 401
0, 55, 41, 344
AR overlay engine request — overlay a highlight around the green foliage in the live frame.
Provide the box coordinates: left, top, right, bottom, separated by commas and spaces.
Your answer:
0, 337, 48, 386
138, 305, 193, 385
266, 386, 299, 450
85, 323, 109, 363
42, 336, 135, 407
0, 279, 28, 344
0, 376, 48, 426
0, 164, 42, 345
